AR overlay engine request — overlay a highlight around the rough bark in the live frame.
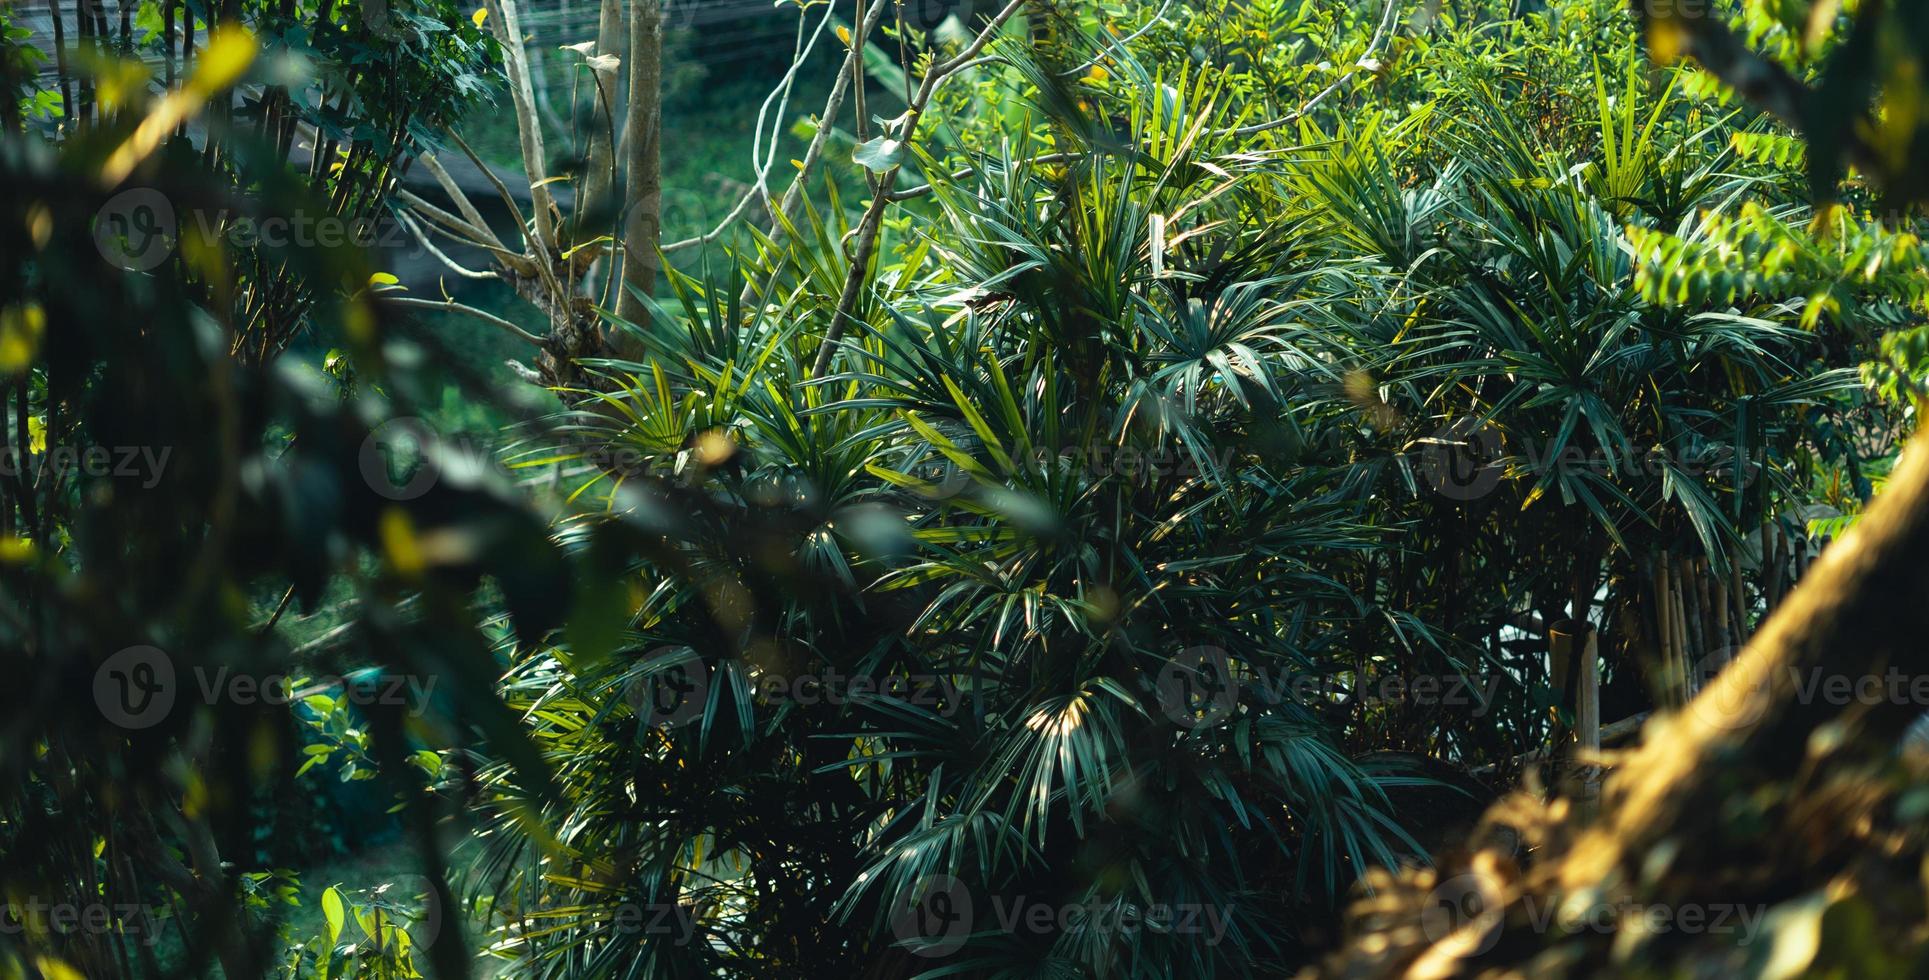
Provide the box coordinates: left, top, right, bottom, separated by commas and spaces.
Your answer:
484, 0, 560, 254
615, 0, 662, 324
1317, 426, 1929, 977
582, 0, 625, 237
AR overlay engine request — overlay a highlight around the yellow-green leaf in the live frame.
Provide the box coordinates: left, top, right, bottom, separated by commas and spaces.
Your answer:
35, 957, 85, 980
0, 302, 45, 374
322, 886, 346, 943
191, 26, 257, 93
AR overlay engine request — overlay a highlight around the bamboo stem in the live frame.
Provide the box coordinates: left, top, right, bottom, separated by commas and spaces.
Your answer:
1696, 557, 1716, 651
1656, 554, 1680, 706
1681, 555, 1705, 674
1730, 554, 1748, 645
1712, 569, 1732, 652
1577, 627, 1601, 815
1766, 523, 1787, 611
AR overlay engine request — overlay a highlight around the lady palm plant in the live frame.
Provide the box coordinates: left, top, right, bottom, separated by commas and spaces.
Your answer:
463, 3, 1914, 978
1282, 39, 1889, 760
465, 31, 1440, 978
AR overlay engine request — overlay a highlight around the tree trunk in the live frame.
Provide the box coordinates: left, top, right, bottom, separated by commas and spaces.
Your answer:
1319, 425, 1929, 976
615, 0, 662, 324
485, 0, 559, 254
582, 0, 625, 234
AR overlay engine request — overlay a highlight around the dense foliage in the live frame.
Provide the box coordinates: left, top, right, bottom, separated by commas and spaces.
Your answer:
4, 0, 1929, 978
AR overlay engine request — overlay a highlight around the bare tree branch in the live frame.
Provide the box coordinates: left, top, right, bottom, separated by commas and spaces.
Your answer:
580, 0, 626, 279
395, 189, 536, 273
812, 0, 1033, 377
730, 0, 894, 269
662, 0, 839, 255
396, 189, 499, 246
1228, 0, 1398, 137
484, 0, 560, 249
415, 151, 506, 250
395, 211, 497, 280
380, 294, 547, 346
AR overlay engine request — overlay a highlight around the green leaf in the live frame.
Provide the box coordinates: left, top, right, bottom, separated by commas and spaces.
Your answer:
852, 136, 904, 173
322, 886, 345, 944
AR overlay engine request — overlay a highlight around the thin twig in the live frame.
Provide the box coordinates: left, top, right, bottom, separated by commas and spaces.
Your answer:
1058, 0, 1176, 76
446, 130, 535, 254
730, 0, 895, 291
812, 0, 1033, 377
396, 210, 497, 279
1227, 0, 1399, 137
482, 0, 559, 248
416, 151, 504, 248
889, 152, 1074, 201
395, 189, 534, 271
380, 295, 546, 346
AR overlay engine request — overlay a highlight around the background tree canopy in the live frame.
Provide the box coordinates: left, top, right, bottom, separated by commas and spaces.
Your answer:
2, 0, 1928, 977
